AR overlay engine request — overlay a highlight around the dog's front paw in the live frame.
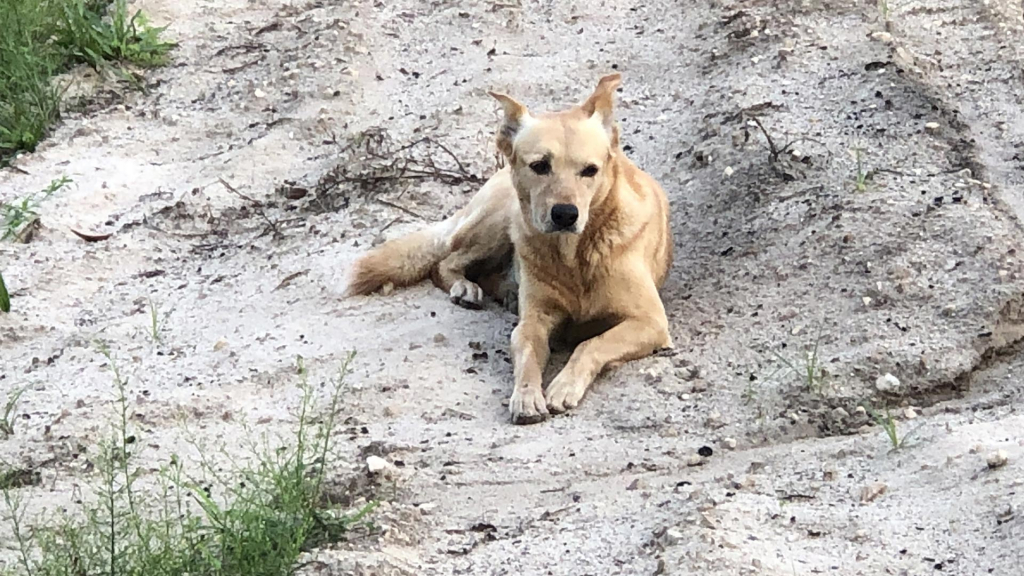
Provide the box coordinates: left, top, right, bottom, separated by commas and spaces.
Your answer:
449, 279, 484, 310
509, 386, 548, 425
545, 373, 588, 414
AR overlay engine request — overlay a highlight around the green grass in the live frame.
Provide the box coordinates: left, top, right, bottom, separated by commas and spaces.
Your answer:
0, 387, 25, 438
850, 146, 873, 192
2, 176, 71, 241
147, 298, 163, 343
1, 348, 377, 576
863, 402, 922, 450
0, 0, 175, 163
0, 270, 9, 313
769, 325, 830, 395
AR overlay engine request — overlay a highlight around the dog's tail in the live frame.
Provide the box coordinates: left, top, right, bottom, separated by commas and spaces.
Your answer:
344, 222, 450, 297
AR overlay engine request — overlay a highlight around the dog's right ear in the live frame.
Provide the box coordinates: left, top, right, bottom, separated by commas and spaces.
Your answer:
488, 91, 531, 157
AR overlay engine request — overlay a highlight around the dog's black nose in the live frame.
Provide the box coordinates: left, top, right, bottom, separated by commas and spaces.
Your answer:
550, 204, 579, 229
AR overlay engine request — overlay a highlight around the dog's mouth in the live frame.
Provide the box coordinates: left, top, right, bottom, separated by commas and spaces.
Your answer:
547, 225, 579, 234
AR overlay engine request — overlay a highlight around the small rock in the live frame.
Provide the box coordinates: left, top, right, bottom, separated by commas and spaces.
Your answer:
698, 446, 714, 457
723, 166, 734, 177
366, 456, 396, 477
747, 461, 767, 474
687, 454, 703, 467
860, 482, 887, 503
987, 450, 1009, 470
699, 512, 716, 529
433, 333, 447, 344
875, 373, 901, 393
213, 338, 228, 351
903, 407, 918, 419
380, 282, 395, 296
925, 121, 941, 133
254, 88, 267, 98
871, 31, 893, 43
705, 412, 724, 429
832, 407, 850, 420
722, 438, 737, 450
663, 527, 685, 545
676, 366, 699, 381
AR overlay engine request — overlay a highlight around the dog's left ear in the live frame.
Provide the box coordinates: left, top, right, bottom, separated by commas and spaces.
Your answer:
581, 73, 622, 147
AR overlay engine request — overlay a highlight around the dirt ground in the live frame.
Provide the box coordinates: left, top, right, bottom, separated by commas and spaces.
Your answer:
3, 0, 1024, 574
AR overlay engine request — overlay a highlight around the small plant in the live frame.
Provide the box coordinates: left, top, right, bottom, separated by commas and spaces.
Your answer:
770, 326, 830, 395
878, 0, 890, 21
147, 298, 163, 343
0, 270, 10, 313
1, 176, 72, 241
0, 387, 25, 437
2, 347, 376, 576
57, 0, 176, 69
850, 146, 872, 192
863, 403, 921, 450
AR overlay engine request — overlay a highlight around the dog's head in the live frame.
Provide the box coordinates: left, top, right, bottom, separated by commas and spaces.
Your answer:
488, 74, 622, 235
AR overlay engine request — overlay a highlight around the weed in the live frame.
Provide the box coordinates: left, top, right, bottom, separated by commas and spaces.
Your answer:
0, 270, 9, 313
850, 146, 872, 192
0, 387, 25, 438
0, 0, 174, 162
863, 403, 922, 450
57, 0, 176, 69
0, 0, 66, 157
2, 348, 376, 576
769, 325, 831, 395
1, 176, 72, 241
147, 298, 163, 343
877, 0, 890, 22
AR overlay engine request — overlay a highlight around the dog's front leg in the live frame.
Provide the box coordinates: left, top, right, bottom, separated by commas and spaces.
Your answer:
545, 315, 672, 413
508, 312, 559, 424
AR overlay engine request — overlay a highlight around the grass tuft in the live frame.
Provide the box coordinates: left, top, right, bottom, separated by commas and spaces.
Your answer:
0, 270, 9, 313
2, 349, 376, 576
769, 324, 831, 395
0, 0, 174, 163
863, 402, 922, 450
0, 387, 25, 438
1, 176, 72, 241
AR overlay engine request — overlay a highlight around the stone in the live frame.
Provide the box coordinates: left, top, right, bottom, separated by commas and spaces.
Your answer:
875, 373, 901, 393
988, 450, 1009, 470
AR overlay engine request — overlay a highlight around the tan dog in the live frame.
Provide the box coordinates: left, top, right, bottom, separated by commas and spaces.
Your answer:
345, 74, 674, 424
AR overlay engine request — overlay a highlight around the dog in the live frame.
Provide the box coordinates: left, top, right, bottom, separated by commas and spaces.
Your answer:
344, 73, 674, 424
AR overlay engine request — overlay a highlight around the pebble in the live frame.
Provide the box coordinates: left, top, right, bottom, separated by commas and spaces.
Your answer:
676, 366, 700, 381
903, 407, 918, 419
687, 454, 703, 467
875, 373, 901, 393
722, 438, 737, 450
860, 482, 887, 503
367, 455, 396, 478
925, 121, 941, 132
664, 527, 685, 545
254, 88, 267, 98
699, 512, 716, 529
723, 166, 734, 177
832, 407, 850, 420
987, 450, 1009, 470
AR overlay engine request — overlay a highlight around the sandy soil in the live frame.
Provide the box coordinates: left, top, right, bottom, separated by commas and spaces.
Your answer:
2, 0, 1024, 574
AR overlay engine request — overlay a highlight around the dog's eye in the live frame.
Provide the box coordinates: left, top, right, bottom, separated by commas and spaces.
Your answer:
580, 164, 599, 178
529, 160, 551, 175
